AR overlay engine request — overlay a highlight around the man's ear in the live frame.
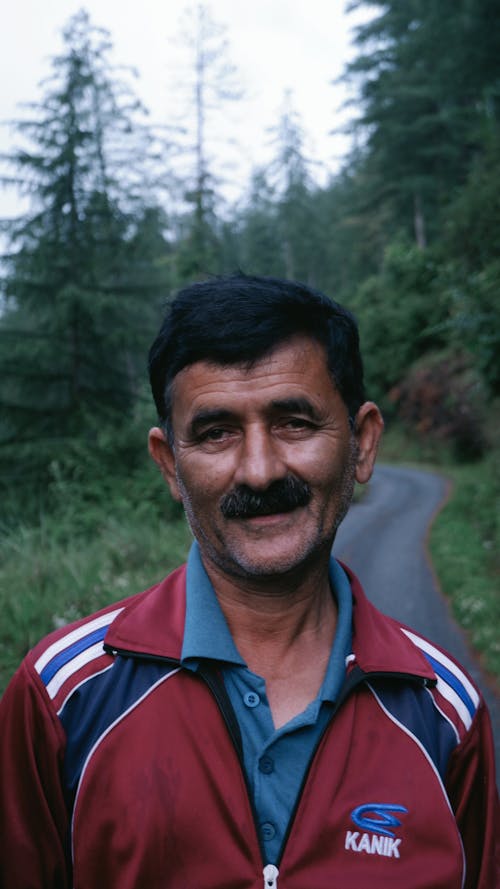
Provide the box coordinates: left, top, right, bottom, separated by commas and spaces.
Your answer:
148, 426, 182, 502
353, 402, 384, 484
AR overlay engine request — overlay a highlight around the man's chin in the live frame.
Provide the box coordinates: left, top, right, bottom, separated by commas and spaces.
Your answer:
218, 537, 328, 580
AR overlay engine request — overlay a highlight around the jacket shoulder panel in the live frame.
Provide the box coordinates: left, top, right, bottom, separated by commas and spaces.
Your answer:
400, 628, 481, 737
366, 678, 460, 781
33, 606, 124, 705
60, 654, 181, 801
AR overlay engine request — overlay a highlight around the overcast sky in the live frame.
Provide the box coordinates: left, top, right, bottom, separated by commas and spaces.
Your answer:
0, 1, 368, 214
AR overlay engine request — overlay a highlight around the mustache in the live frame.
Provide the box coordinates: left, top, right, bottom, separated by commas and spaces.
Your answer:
220, 476, 311, 519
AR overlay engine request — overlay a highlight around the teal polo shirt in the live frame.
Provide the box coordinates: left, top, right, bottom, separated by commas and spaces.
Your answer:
181, 542, 353, 864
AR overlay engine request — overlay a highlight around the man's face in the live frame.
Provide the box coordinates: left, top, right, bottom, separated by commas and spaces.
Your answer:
150, 335, 381, 582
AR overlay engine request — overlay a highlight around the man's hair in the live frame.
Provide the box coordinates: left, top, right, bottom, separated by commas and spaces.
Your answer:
148, 273, 365, 434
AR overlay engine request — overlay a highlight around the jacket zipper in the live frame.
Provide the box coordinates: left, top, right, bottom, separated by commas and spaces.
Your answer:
196, 664, 275, 868
270, 663, 368, 865
195, 663, 244, 759
263, 863, 279, 887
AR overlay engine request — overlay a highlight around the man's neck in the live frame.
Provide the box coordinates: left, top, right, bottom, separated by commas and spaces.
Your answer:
203, 558, 338, 728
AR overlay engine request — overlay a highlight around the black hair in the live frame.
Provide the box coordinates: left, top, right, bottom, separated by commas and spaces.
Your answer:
148, 273, 365, 432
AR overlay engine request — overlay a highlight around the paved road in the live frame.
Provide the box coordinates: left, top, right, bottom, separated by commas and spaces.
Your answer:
333, 463, 500, 778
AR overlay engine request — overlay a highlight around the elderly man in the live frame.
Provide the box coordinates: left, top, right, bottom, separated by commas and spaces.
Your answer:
0, 274, 498, 888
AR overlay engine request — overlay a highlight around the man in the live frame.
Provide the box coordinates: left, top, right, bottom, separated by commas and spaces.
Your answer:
0, 274, 498, 888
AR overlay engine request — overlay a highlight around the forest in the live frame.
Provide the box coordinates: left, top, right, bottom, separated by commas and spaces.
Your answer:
0, 2, 499, 689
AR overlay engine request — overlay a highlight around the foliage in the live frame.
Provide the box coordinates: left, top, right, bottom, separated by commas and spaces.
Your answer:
343, 0, 500, 246
350, 240, 447, 403
229, 96, 324, 285
311, 161, 387, 299
0, 463, 190, 693
428, 453, 500, 680
264, 95, 323, 283
228, 169, 283, 277
391, 351, 487, 461
0, 11, 171, 494
168, 3, 243, 280
438, 133, 500, 395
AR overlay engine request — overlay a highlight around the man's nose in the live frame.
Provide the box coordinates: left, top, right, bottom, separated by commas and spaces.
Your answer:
233, 425, 287, 490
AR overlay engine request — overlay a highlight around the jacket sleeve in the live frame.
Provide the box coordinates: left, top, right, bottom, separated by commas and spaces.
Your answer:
0, 659, 71, 888
445, 699, 500, 889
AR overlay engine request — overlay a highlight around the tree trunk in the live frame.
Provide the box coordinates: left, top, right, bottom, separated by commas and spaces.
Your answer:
414, 192, 427, 249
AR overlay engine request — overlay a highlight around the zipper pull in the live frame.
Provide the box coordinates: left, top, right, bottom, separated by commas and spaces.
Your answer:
263, 863, 279, 888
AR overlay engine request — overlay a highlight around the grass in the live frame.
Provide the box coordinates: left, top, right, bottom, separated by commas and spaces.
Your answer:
380, 424, 500, 682
0, 464, 192, 693
428, 460, 500, 680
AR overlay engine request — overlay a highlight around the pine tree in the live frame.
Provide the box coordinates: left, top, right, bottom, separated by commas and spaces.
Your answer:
167, 3, 243, 280
0, 10, 170, 492
265, 95, 321, 282
343, 0, 500, 246
229, 169, 282, 277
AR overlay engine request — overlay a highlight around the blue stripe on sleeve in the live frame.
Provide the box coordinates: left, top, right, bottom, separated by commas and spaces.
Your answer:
40, 625, 108, 686
423, 652, 477, 719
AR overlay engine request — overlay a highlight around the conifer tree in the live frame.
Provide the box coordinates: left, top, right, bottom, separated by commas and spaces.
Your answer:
267, 95, 321, 282
343, 0, 500, 246
0, 10, 170, 491
168, 3, 243, 280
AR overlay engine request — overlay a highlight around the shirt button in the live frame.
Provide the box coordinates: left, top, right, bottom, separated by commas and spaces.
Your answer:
243, 691, 260, 708
259, 755, 274, 774
261, 822, 276, 841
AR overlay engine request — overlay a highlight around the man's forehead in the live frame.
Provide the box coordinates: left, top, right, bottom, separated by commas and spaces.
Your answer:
169, 336, 338, 421
174, 334, 328, 384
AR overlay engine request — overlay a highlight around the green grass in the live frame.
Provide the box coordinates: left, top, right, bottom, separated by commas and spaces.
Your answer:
380, 424, 500, 682
428, 460, 500, 680
0, 465, 192, 693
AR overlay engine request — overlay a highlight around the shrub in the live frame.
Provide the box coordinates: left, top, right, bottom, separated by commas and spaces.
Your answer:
390, 351, 487, 461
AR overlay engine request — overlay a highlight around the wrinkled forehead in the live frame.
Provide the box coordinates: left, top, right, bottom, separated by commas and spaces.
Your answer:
173, 333, 328, 386
173, 334, 328, 390
167, 336, 342, 427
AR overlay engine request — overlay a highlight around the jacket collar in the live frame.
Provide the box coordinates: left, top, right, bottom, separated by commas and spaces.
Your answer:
105, 560, 436, 683
342, 563, 436, 681
104, 565, 187, 660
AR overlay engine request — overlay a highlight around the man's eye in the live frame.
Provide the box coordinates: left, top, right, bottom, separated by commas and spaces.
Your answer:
201, 427, 230, 442
281, 417, 315, 431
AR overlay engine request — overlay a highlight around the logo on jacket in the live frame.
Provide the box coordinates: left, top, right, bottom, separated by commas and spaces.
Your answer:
345, 803, 408, 859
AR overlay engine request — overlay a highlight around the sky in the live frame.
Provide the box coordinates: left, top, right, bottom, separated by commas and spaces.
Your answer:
0, 0, 368, 215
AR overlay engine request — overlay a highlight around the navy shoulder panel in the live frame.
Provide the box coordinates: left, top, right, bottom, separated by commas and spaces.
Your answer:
368, 677, 459, 780
60, 655, 180, 802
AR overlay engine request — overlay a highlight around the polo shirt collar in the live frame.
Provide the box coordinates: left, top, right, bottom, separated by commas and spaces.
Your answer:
181, 542, 245, 669
320, 557, 352, 703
